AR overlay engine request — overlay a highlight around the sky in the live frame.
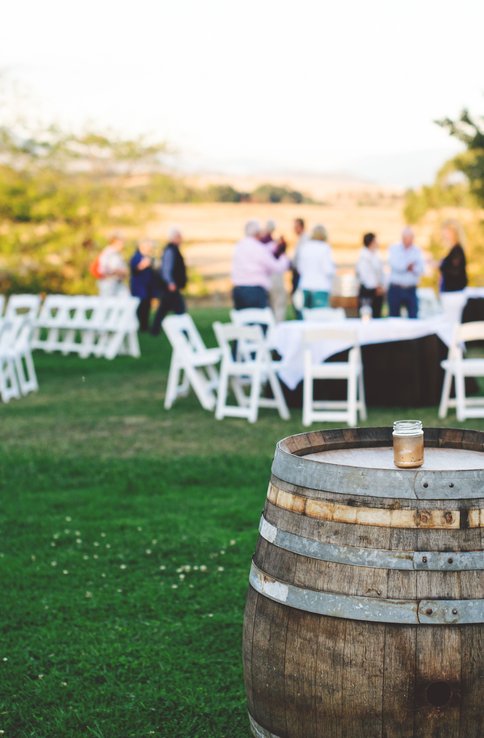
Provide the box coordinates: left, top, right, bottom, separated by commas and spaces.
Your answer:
1, 0, 484, 186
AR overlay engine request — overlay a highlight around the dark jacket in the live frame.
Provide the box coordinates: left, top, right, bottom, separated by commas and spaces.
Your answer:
440, 244, 467, 292
160, 242, 187, 290
130, 250, 154, 299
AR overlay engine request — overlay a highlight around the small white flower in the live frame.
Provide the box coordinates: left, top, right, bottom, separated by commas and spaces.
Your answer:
53, 533, 60, 539
62, 570, 68, 575
229, 539, 236, 546
93, 542, 100, 547
137, 526, 142, 532
31, 555, 36, 561
76, 539, 82, 545
38, 673, 44, 679
171, 584, 178, 589
93, 554, 99, 560
50, 542, 56, 547
151, 539, 158, 545
145, 549, 152, 555
189, 584, 194, 589
83, 555, 89, 561
61, 681, 67, 687
101, 532, 106, 538
64, 529, 70, 534
193, 565, 199, 571
2, 657, 8, 662
101, 573, 106, 578
105, 544, 111, 549
51, 561, 57, 567
159, 565, 166, 571
207, 613, 213, 618
119, 564, 127, 570
220, 550, 226, 555
200, 565, 207, 572
117, 588, 123, 593
65, 516, 72, 522
75, 531, 81, 536
179, 574, 185, 580
217, 566, 224, 572
85, 591, 93, 599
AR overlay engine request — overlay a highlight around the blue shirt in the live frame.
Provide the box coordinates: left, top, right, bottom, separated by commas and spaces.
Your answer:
130, 250, 153, 299
388, 243, 425, 288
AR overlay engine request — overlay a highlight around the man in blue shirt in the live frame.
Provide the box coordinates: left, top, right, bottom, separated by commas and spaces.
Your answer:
387, 228, 425, 319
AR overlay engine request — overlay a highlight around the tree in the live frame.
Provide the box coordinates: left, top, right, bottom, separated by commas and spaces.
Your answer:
436, 108, 484, 205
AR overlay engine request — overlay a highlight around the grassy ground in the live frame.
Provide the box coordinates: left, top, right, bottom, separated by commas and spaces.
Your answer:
1, 308, 483, 738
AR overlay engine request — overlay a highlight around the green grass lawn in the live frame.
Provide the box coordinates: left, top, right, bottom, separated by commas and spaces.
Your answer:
1, 307, 483, 738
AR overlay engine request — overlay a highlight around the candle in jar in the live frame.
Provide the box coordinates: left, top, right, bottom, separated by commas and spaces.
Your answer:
392, 420, 424, 468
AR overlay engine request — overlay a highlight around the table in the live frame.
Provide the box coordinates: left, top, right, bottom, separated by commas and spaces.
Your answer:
270, 317, 455, 408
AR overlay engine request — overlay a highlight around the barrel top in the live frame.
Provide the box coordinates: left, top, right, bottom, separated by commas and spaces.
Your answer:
272, 427, 484, 500
304, 447, 483, 471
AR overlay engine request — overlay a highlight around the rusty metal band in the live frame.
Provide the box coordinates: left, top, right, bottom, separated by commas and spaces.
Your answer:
267, 482, 484, 529
249, 561, 484, 625
259, 516, 484, 571
249, 714, 280, 738
272, 441, 484, 500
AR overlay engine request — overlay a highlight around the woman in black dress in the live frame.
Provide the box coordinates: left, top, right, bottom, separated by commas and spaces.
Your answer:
439, 220, 467, 293
439, 219, 468, 323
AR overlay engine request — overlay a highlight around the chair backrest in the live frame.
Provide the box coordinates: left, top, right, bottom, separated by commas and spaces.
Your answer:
213, 321, 265, 363
302, 307, 346, 322
163, 314, 207, 356
5, 294, 41, 320
230, 308, 275, 329
454, 321, 484, 345
303, 325, 360, 364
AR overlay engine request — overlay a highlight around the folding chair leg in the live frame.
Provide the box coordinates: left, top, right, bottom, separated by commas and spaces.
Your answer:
232, 377, 250, 407
184, 364, 216, 411
267, 367, 290, 420
438, 368, 452, 419
165, 357, 182, 409
358, 370, 367, 421
302, 375, 313, 426
215, 364, 230, 420
347, 373, 357, 427
455, 369, 466, 422
248, 369, 261, 423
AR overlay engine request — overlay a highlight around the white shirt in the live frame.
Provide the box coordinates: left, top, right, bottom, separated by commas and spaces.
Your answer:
388, 243, 425, 288
292, 233, 308, 271
98, 245, 128, 297
297, 239, 335, 292
356, 248, 384, 289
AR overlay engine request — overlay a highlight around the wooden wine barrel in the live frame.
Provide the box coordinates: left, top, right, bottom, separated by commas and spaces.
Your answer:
243, 427, 484, 738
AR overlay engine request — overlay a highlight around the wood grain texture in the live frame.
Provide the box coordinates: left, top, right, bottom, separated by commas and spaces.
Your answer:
243, 428, 484, 738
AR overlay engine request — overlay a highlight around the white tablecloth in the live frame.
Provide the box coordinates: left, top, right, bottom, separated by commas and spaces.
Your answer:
465, 287, 484, 299
270, 317, 454, 390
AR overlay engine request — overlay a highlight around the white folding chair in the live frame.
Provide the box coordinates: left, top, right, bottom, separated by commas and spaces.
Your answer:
5, 294, 41, 321
302, 325, 367, 427
163, 314, 221, 411
33, 294, 70, 352
230, 308, 276, 330
97, 297, 141, 360
213, 321, 290, 423
302, 307, 346, 322
9, 318, 38, 395
438, 321, 484, 421
0, 320, 21, 402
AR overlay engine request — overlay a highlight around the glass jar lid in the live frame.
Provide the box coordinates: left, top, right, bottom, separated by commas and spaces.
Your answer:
393, 419, 423, 435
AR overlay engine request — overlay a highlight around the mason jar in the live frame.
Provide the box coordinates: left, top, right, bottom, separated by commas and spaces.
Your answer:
392, 420, 424, 468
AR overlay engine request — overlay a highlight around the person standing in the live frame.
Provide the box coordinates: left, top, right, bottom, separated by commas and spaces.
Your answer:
291, 217, 308, 318
130, 239, 155, 332
260, 219, 288, 322
231, 220, 289, 310
387, 227, 425, 318
439, 219, 468, 323
97, 232, 129, 297
150, 228, 187, 336
356, 232, 385, 318
297, 224, 335, 309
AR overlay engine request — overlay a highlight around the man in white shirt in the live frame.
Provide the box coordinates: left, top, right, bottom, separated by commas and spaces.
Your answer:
387, 227, 425, 318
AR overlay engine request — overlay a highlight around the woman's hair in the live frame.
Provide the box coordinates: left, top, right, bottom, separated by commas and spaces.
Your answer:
442, 219, 465, 247
311, 224, 328, 242
363, 232, 376, 248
